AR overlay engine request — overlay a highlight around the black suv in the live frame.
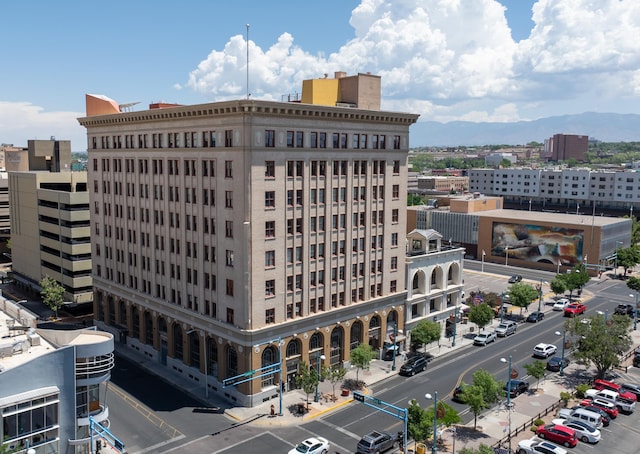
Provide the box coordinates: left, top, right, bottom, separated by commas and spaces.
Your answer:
399, 355, 428, 376
503, 379, 529, 398
615, 304, 635, 316
356, 431, 396, 454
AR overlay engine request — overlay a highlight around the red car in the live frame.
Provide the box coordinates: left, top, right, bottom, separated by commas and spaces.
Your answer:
580, 398, 619, 418
593, 379, 638, 402
535, 424, 578, 448
564, 303, 586, 317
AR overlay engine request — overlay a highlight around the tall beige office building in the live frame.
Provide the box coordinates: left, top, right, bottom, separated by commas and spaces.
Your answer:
79, 73, 420, 406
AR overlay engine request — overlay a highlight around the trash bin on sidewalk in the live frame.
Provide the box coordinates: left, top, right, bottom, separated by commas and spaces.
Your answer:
415, 442, 426, 454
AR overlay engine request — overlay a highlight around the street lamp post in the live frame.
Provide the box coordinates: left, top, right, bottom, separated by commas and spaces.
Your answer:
391, 322, 398, 371
555, 331, 567, 376
537, 279, 545, 312
505, 246, 509, 267
500, 355, 513, 453
615, 241, 623, 278
452, 306, 458, 347
425, 392, 438, 454
631, 293, 638, 331
313, 351, 326, 402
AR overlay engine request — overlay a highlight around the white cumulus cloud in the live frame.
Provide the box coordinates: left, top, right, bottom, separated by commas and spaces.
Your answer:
186, 0, 640, 123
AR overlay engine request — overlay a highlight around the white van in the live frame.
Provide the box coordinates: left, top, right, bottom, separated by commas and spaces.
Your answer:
559, 407, 603, 429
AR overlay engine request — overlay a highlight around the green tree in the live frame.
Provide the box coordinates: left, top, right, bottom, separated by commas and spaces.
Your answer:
472, 369, 503, 405
294, 361, 319, 410
627, 276, 640, 297
407, 399, 433, 443
550, 276, 567, 296
40, 275, 65, 317
468, 303, 494, 330
523, 360, 546, 390
499, 158, 512, 168
567, 313, 632, 379
461, 384, 489, 429
350, 343, 376, 383
507, 282, 539, 314
617, 246, 640, 277
556, 264, 590, 300
326, 365, 347, 399
410, 319, 441, 351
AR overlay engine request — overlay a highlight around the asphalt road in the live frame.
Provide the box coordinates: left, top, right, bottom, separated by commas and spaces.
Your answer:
106, 267, 640, 454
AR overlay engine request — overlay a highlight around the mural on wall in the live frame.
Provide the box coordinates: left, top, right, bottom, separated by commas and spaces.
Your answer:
491, 222, 584, 267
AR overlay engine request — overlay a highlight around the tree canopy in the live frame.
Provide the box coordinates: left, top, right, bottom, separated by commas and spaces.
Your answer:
507, 282, 539, 313
617, 246, 640, 277
350, 344, 377, 382
468, 303, 494, 330
410, 319, 442, 351
566, 313, 632, 379
551, 264, 590, 300
40, 275, 65, 317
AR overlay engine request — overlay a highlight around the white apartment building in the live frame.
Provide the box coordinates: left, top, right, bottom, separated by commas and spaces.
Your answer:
470, 167, 640, 210
75, 76, 460, 406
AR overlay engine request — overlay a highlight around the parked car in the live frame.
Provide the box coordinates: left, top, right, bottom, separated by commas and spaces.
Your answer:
399, 355, 428, 376
586, 388, 636, 413
620, 382, 640, 399
495, 320, 518, 337
517, 439, 567, 454
614, 303, 635, 316
508, 274, 523, 283
567, 404, 610, 426
527, 311, 545, 323
634, 348, 640, 367
289, 437, 330, 454
552, 299, 571, 311
535, 424, 578, 448
533, 343, 557, 358
546, 356, 570, 372
593, 379, 638, 402
564, 303, 586, 317
473, 331, 496, 346
551, 418, 601, 444
558, 406, 605, 428
580, 398, 618, 419
356, 431, 395, 454
503, 379, 530, 397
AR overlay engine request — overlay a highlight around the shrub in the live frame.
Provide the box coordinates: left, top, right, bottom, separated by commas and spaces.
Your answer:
533, 418, 545, 426
560, 391, 572, 406
575, 384, 590, 399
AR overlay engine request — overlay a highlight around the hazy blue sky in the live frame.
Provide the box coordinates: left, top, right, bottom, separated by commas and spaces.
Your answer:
1, 0, 637, 149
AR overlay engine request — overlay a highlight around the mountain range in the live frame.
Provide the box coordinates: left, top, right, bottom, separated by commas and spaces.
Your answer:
410, 112, 640, 147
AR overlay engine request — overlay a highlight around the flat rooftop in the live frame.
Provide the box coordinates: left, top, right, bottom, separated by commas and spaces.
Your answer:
472, 208, 627, 227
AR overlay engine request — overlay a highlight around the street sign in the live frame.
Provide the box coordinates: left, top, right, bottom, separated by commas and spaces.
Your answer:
353, 392, 365, 402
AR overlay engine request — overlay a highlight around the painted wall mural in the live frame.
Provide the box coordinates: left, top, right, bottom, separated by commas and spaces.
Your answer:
491, 222, 584, 267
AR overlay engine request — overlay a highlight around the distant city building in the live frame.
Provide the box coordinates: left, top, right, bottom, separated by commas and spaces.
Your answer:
485, 152, 516, 167
417, 176, 468, 193
546, 133, 589, 162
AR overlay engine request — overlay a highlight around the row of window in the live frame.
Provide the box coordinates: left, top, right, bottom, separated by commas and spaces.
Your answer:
93, 130, 401, 151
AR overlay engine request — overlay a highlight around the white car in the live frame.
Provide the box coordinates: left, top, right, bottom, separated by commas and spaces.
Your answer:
552, 298, 571, 311
289, 437, 330, 454
551, 418, 601, 444
517, 438, 567, 454
533, 343, 557, 358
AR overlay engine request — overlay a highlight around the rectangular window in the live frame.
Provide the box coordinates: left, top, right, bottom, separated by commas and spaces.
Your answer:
265, 221, 275, 238
225, 160, 233, 178
265, 250, 275, 267
265, 308, 275, 323
311, 132, 318, 148
287, 131, 294, 147
225, 191, 233, 208
265, 191, 275, 208
265, 130, 275, 147
392, 209, 399, 223
296, 131, 304, 147
265, 161, 275, 177
266, 281, 275, 297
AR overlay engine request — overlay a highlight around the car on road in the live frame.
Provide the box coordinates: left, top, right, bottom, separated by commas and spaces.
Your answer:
533, 343, 557, 358
473, 331, 497, 346
504, 379, 530, 398
517, 439, 567, 454
546, 356, 570, 372
495, 320, 518, 337
356, 431, 395, 454
399, 355, 428, 376
526, 311, 545, 323
551, 418, 601, 444
552, 299, 571, 311
535, 424, 578, 448
580, 398, 618, 419
289, 437, 330, 454
614, 303, 635, 316
452, 385, 466, 403
564, 303, 586, 317
508, 274, 523, 283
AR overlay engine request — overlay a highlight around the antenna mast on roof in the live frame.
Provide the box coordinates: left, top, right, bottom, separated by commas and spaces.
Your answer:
246, 24, 250, 100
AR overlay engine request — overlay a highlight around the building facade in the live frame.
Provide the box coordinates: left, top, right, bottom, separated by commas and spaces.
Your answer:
548, 133, 588, 162
78, 86, 429, 405
9, 172, 92, 306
